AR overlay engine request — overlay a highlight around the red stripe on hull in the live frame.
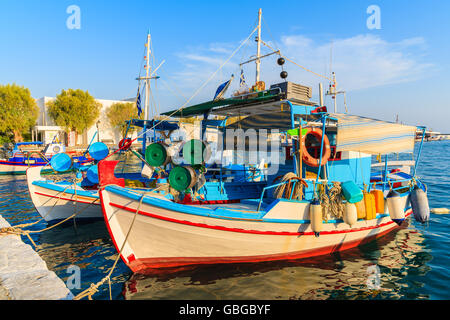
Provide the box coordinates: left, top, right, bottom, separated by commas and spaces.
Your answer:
35, 191, 99, 205
109, 201, 411, 236
128, 223, 401, 273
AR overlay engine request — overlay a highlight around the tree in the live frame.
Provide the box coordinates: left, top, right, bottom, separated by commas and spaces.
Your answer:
0, 83, 39, 142
47, 89, 101, 141
106, 102, 139, 138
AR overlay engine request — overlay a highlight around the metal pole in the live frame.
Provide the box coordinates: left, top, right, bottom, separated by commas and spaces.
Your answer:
333, 73, 337, 113
383, 154, 388, 192
255, 8, 262, 84
315, 115, 327, 188
413, 127, 426, 178
319, 83, 324, 107
288, 101, 298, 176
298, 119, 303, 179
145, 32, 151, 120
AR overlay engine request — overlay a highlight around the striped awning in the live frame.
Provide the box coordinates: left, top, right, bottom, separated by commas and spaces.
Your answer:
332, 113, 417, 155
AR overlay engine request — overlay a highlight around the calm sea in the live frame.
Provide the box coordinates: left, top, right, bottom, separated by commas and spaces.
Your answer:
0, 141, 448, 300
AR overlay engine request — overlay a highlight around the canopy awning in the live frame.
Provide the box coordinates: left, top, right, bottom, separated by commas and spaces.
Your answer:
161, 92, 283, 118
332, 113, 417, 155
125, 119, 179, 131
225, 112, 293, 130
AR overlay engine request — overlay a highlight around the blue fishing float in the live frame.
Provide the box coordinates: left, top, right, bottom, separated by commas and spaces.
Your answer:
86, 165, 99, 184
88, 142, 109, 161
50, 153, 72, 172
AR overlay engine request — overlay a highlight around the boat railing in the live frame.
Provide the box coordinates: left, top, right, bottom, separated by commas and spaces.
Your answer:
371, 160, 415, 168
256, 178, 309, 211
370, 178, 414, 192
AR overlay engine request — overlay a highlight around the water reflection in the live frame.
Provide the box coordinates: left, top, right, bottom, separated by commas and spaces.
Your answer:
124, 223, 430, 300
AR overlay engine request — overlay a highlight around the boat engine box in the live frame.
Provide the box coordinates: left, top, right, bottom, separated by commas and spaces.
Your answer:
270, 81, 313, 103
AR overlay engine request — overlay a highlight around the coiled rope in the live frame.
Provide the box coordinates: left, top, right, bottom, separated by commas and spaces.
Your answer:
319, 181, 345, 222
273, 173, 308, 200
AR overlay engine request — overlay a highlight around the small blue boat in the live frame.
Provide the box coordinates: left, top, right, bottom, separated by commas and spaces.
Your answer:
0, 141, 89, 175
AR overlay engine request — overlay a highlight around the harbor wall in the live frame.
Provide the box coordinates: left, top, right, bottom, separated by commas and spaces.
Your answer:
0, 215, 73, 300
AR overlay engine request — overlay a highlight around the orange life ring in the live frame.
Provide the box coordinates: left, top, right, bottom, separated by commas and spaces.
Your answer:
302, 128, 331, 167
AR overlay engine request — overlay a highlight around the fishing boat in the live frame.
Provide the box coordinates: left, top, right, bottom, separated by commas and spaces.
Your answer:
26, 165, 101, 223
25, 32, 177, 224
97, 9, 431, 273
0, 141, 88, 175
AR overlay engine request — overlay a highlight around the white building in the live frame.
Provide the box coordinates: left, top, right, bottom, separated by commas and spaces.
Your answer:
34, 96, 137, 147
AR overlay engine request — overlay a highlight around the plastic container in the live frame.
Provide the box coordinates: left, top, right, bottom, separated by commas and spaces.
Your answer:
364, 192, 377, 220
341, 181, 364, 204
370, 189, 385, 213
355, 199, 366, 220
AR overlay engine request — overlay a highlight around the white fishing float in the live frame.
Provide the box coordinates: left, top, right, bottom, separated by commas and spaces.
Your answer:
386, 190, 405, 226
343, 202, 358, 227
310, 199, 323, 237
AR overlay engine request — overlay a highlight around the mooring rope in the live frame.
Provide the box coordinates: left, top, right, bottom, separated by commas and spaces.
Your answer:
0, 178, 97, 249
74, 191, 146, 300
12, 174, 84, 228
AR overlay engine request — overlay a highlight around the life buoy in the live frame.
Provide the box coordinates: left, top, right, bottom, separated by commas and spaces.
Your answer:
119, 138, 132, 151
302, 128, 331, 167
52, 145, 61, 154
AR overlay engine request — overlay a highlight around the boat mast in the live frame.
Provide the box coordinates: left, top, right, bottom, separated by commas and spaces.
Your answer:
136, 32, 164, 120
144, 31, 151, 120
255, 8, 262, 84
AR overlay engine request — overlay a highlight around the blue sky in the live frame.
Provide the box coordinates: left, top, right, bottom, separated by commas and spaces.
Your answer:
0, 0, 449, 132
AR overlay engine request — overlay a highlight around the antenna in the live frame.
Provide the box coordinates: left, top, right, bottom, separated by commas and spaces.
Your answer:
330, 41, 333, 77
326, 72, 348, 113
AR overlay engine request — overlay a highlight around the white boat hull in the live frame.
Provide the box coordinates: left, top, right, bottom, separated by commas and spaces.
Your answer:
100, 185, 411, 273
26, 166, 101, 223
0, 162, 52, 175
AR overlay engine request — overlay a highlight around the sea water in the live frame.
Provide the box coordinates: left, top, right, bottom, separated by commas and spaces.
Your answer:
0, 141, 448, 300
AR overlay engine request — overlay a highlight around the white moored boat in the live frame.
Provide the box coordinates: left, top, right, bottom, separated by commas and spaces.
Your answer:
26, 166, 101, 223
100, 181, 412, 273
